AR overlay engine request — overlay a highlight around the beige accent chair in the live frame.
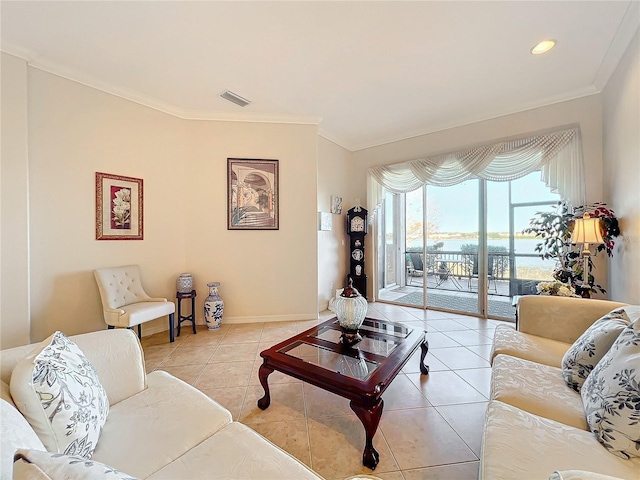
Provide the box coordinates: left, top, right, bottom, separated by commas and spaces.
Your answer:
94, 265, 175, 342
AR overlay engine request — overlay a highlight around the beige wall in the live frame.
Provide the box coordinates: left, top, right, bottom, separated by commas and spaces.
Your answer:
603, 29, 640, 304
1, 56, 319, 345
352, 95, 607, 297
184, 121, 319, 323
1, 53, 31, 348
317, 136, 351, 310
26, 67, 188, 341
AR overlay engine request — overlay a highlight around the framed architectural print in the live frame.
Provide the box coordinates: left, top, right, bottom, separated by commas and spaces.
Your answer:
227, 158, 279, 230
95, 172, 143, 240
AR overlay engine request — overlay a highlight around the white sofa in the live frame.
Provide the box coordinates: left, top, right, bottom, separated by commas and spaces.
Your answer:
480, 295, 640, 480
0, 328, 324, 480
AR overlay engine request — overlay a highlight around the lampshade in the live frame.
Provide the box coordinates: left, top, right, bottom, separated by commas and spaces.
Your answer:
571, 213, 604, 245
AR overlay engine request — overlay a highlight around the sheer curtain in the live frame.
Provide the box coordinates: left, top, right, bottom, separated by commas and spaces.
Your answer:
367, 127, 584, 216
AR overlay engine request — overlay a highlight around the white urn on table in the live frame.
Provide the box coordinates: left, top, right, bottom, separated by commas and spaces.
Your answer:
204, 282, 224, 330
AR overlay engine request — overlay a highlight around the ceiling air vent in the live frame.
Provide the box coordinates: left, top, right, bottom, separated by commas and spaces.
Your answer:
220, 90, 251, 107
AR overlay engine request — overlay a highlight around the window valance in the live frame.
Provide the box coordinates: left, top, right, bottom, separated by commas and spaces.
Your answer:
367, 127, 585, 214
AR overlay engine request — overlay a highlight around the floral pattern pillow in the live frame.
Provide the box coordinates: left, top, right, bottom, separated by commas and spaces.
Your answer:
13, 449, 139, 480
581, 318, 640, 459
10, 332, 109, 458
561, 308, 629, 392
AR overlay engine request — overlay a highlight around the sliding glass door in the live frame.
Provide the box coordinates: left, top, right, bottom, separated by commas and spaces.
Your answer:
425, 181, 480, 315
377, 171, 561, 320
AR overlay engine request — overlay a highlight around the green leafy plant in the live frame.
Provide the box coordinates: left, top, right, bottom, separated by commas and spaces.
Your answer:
523, 201, 620, 295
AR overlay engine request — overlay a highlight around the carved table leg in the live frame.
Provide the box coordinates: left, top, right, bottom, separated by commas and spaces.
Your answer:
257, 363, 274, 410
350, 398, 384, 470
420, 335, 430, 375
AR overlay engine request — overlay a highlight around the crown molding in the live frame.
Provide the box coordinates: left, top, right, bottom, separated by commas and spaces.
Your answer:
0, 42, 38, 61
593, 1, 640, 91
1, 45, 322, 127
348, 86, 601, 152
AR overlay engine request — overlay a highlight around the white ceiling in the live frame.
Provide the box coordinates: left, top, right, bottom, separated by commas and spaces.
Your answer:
1, 1, 639, 151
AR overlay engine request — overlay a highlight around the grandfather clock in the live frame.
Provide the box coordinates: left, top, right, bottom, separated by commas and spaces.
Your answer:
346, 205, 368, 299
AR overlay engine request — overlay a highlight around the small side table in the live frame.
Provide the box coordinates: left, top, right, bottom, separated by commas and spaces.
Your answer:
176, 290, 197, 336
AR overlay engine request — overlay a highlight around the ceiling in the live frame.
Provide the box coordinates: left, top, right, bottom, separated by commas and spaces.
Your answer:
1, 1, 638, 152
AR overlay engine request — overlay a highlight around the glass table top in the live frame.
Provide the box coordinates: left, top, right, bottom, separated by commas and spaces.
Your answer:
283, 342, 378, 380
276, 318, 415, 380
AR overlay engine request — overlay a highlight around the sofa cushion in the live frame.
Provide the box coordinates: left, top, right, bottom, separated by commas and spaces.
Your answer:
10, 332, 109, 458
480, 401, 640, 480
561, 308, 629, 392
13, 449, 140, 480
581, 318, 640, 459
1, 380, 15, 407
146, 421, 323, 480
491, 354, 587, 430
90, 371, 232, 479
1, 399, 46, 480
491, 324, 570, 367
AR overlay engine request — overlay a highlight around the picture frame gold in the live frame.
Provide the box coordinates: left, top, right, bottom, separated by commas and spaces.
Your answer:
95, 172, 143, 240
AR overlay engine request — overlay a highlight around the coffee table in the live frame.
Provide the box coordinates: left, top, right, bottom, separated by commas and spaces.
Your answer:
257, 317, 429, 470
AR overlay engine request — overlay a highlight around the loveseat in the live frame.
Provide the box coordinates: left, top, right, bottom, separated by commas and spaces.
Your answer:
480, 295, 640, 480
0, 328, 324, 479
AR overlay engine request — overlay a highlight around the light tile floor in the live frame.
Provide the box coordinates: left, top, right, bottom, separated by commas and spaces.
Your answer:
141, 302, 511, 480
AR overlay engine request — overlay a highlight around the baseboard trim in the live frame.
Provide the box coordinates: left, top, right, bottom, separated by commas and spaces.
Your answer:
140, 313, 319, 337
222, 313, 318, 324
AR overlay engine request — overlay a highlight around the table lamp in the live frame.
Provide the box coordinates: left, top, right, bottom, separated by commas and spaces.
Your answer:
571, 213, 604, 297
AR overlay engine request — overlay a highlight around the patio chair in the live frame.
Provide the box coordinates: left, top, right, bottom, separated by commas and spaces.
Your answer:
467, 254, 499, 293
407, 253, 424, 285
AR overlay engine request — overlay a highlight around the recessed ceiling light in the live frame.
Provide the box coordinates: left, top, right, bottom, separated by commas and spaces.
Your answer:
531, 39, 556, 55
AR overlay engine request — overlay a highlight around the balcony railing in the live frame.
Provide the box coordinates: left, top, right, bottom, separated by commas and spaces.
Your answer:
406, 250, 546, 296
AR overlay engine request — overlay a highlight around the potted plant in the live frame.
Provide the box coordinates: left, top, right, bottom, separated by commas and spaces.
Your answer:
523, 201, 620, 295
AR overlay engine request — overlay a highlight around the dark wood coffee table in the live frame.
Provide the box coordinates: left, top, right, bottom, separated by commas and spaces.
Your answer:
257, 317, 428, 470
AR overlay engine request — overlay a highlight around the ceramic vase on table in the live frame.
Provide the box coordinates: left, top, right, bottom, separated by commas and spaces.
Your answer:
204, 282, 223, 330
176, 273, 194, 293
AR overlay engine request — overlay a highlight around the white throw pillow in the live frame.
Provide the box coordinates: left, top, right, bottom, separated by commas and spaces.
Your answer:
561, 308, 629, 392
581, 318, 640, 459
10, 332, 109, 458
13, 449, 139, 480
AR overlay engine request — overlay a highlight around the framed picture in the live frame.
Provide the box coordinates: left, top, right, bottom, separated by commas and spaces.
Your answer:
95, 172, 143, 240
228, 158, 279, 230
331, 195, 343, 214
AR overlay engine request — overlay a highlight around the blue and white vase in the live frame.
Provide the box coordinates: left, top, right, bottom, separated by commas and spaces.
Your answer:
204, 282, 223, 330
176, 273, 194, 293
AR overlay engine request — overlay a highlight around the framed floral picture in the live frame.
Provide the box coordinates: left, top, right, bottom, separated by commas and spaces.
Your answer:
95, 172, 143, 240
227, 158, 279, 230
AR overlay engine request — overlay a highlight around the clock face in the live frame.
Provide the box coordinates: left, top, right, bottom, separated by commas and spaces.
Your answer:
351, 249, 364, 261
350, 216, 365, 232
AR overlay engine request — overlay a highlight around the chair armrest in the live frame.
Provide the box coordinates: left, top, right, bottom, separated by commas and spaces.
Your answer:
517, 296, 628, 344
71, 329, 147, 406
104, 307, 126, 315
102, 307, 126, 328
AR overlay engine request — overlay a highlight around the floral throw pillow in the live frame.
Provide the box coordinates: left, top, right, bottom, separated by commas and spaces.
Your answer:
561, 308, 629, 392
13, 449, 139, 480
10, 332, 109, 459
581, 318, 640, 459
